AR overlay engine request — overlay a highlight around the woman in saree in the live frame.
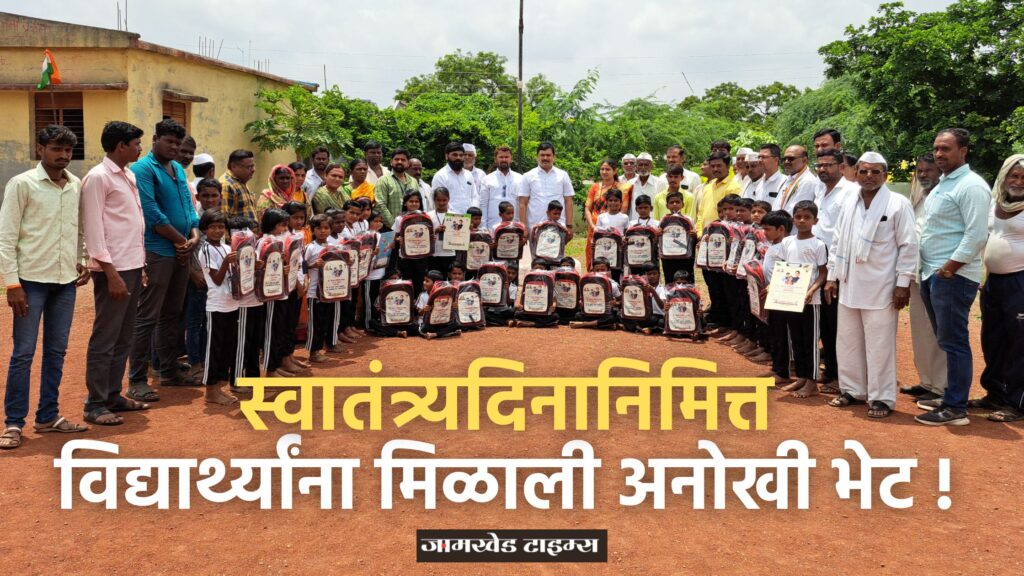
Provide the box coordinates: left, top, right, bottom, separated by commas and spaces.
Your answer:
311, 163, 351, 214
583, 158, 632, 269
256, 164, 305, 218
349, 158, 376, 203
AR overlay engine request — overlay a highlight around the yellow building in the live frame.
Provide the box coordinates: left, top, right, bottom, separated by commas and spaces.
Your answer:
0, 12, 315, 184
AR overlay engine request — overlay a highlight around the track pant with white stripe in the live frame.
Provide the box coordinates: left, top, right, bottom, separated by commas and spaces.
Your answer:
204, 310, 239, 386
237, 304, 265, 378
306, 298, 335, 353
264, 292, 298, 373
776, 304, 820, 380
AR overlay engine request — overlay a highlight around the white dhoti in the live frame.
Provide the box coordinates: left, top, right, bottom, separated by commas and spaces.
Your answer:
837, 303, 899, 408
909, 280, 947, 394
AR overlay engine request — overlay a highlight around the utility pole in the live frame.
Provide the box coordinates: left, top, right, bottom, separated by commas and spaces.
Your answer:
517, 0, 524, 169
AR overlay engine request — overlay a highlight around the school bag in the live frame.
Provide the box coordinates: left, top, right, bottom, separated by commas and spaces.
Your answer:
492, 221, 527, 261
659, 213, 695, 260
464, 230, 493, 271
426, 281, 457, 327
554, 267, 581, 312
530, 221, 568, 263
743, 260, 769, 323
521, 270, 556, 315
230, 231, 257, 299
625, 225, 659, 268
456, 281, 485, 328
380, 279, 414, 326
478, 262, 511, 307
663, 284, 703, 337
398, 212, 434, 259
318, 246, 352, 302
579, 272, 613, 317
256, 239, 287, 302
620, 275, 652, 321
591, 227, 624, 270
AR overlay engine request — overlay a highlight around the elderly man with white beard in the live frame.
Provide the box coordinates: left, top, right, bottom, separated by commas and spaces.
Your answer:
824, 152, 917, 419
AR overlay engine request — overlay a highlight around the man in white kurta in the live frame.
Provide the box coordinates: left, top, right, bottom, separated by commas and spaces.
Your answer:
825, 153, 917, 416
774, 145, 823, 223
480, 147, 522, 229
519, 142, 575, 230
431, 143, 480, 215
630, 152, 666, 218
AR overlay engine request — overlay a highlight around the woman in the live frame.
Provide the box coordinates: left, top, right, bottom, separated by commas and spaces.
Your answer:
312, 163, 351, 214
256, 164, 303, 218
349, 158, 375, 203
978, 154, 1024, 422
584, 159, 632, 269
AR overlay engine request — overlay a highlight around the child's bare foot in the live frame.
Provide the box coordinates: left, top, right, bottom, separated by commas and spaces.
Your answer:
309, 351, 328, 363
749, 352, 773, 363
344, 328, 360, 339
205, 385, 238, 406
398, 330, 408, 338
792, 379, 819, 398
328, 343, 345, 353
781, 378, 805, 391
507, 320, 518, 328
338, 333, 356, 344
423, 332, 437, 340
569, 322, 583, 329
641, 327, 653, 335
291, 356, 311, 369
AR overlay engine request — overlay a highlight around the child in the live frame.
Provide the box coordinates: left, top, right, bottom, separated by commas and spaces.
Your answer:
555, 257, 579, 325
336, 200, 364, 345
258, 208, 307, 378
596, 188, 629, 234
484, 262, 519, 327
703, 196, 738, 334
532, 200, 571, 268
197, 210, 240, 405
448, 262, 465, 283
492, 201, 517, 232
427, 187, 456, 276
281, 201, 311, 368
354, 197, 372, 234
463, 206, 484, 280
185, 184, 219, 379
621, 262, 666, 334
370, 270, 417, 338
751, 200, 772, 225
761, 210, 791, 386
659, 191, 695, 289
230, 216, 265, 387
304, 214, 333, 363
718, 198, 757, 352
327, 208, 345, 245
196, 178, 223, 212
511, 261, 559, 328
653, 166, 695, 220
774, 201, 827, 398
630, 194, 659, 230
363, 211, 387, 331
394, 192, 429, 295
416, 270, 461, 339
570, 258, 620, 330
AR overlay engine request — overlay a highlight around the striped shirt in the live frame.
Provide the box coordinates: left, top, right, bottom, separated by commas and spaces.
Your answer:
919, 163, 991, 282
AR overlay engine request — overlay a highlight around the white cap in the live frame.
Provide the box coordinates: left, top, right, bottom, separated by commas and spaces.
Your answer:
744, 152, 760, 162
736, 147, 754, 157
463, 143, 477, 153
193, 153, 214, 165
637, 152, 653, 161
858, 151, 887, 168
621, 153, 636, 161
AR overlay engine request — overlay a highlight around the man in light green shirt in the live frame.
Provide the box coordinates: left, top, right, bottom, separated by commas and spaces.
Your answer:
0, 125, 91, 449
374, 148, 419, 228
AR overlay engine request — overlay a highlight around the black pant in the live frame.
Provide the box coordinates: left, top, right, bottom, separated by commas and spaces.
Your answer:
363, 278, 383, 331
237, 305, 265, 378
85, 268, 142, 413
398, 258, 428, 294
421, 320, 460, 337
723, 276, 750, 335
622, 313, 663, 333
819, 288, 839, 381
776, 305, 819, 379
486, 306, 515, 326
129, 251, 189, 384
306, 298, 334, 353
980, 270, 1024, 410
428, 255, 456, 278
515, 310, 559, 327
662, 258, 690, 284
370, 318, 418, 337
768, 310, 790, 378
204, 310, 239, 385
703, 269, 731, 327
264, 291, 300, 372
573, 310, 618, 329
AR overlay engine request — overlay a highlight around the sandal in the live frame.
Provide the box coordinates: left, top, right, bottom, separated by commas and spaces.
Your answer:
0, 427, 22, 450
818, 381, 841, 395
987, 408, 1024, 423
867, 401, 893, 418
84, 408, 124, 426
33, 416, 89, 433
107, 397, 150, 412
127, 385, 160, 403
967, 396, 1005, 411
159, 372, 201, 387
828, 393, 865, 408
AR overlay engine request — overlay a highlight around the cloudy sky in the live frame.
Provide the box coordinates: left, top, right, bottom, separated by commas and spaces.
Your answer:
12, 0, 954, 106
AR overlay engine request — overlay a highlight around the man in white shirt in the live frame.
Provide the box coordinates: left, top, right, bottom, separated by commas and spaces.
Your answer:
462, 143, 487, 192
733, 147, 754, 190
663, 145, 702, 196
302, 147, 331, 198
630, 152, 666, 219
741, 152, 763, 199
480, 145, 522, 229
361, 141, 390, 185
620, 153, 637, 184
431, 143, 479, 214
774, 145, 823, 222
824, 152, 917, 418
519, 141, 575, 231
756, 144, 787, 205
813, 128, 859, 191
408, 158, 434, 213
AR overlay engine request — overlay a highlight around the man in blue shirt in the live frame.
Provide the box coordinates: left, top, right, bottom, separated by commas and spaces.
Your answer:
914, 128, 991, 426
126, 120, 200, 402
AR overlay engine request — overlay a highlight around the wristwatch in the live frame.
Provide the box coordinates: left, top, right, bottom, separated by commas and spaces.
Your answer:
939, 268, 954, 278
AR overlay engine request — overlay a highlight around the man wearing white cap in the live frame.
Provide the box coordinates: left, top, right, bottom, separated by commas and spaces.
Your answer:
630, 152, 666, 219
190, 153, 215, 192
824, 152, 917, 419
463, 143, 487, 192
620, 153, 637, 184
733, 147, 754, 189
741, 152, 763, 199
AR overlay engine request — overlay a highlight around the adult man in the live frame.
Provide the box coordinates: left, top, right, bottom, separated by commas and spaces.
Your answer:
711, 139, 731, 156
0, 125, 90, 449
519, 141, 575, 231
825, 152, 916, 418
812, 128, 843, 156
81, 121, 149, 426
219, 149, 257, 220
463, 143, 487, 191
663, 145, 702, 194
756, 144, 787, 205
481, 145, 522, 228
741, 152, 763, 199
374, 148, 419, 228
694, 152, 740, 234
915, 128, 991, 426
432, 143, 479, 214
630, 152, 666, 218
302, 147, 331, 197
813, 148, 855, 392
362, 141, 390, 185
733, 147, 754, 189
620, 153, 637, 183
177, 135, 196, 173
128, 119, 200, 403
409, 158, 434, 212
899, 154, 947, 402
774, 145, 822, 221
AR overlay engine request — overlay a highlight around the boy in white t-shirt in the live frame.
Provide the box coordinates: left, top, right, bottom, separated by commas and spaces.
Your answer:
198, 211, 240, 406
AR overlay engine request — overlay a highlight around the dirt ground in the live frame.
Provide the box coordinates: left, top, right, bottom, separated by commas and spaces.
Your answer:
0, 288, 1021, 576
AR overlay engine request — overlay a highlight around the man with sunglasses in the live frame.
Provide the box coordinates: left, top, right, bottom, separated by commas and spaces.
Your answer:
773, 145, 823, 229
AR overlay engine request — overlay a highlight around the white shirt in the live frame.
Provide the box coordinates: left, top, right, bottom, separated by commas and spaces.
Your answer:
629, 216, 660, 230
596, 212, 629, 235
416, 179, 435, 213
427, 210, 455, 257
480, 169, 522, 229
812, 179, 857, 248
741, 177, 761, 200
763, 242, 785, 283
779, 235, 828, 305
431, 165, 479, 215
304, 241, 326, 298
520, 165, 574, 228
773, 169, 823, 218
630, 176, 666, 219
363, 165, 390, 186
199, 241, 238, 313
302, 170, 324, 198
985, 208, 1024, 275
756, 171, 787, 205
468, 166, 486, 191
827, 191, 917, 310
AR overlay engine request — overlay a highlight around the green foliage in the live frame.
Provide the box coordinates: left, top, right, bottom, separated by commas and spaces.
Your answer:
819, 0, 1024, 179
774, 76, 885, 154
245, 85, 351, 160
394, 50, 518, 104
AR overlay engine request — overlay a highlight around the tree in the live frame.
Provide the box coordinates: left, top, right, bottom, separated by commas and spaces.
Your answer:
245, 85, 351, 160
394, 50, 518, 105
819, 0, 1024, 178
525, 74, 561, 108
774, 76, 885, 156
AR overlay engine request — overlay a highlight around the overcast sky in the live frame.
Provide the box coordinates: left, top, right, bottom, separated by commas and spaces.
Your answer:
12, 0, 955, 106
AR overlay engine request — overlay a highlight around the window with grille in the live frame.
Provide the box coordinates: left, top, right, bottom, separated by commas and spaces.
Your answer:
33, 92, 85, 160
162, 99, 189, 133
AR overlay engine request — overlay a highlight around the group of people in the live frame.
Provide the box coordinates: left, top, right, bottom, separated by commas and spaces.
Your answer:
0, 118, 1021, 450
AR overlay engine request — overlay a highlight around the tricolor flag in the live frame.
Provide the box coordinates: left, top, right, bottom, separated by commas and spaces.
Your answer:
37, 49, 61, 90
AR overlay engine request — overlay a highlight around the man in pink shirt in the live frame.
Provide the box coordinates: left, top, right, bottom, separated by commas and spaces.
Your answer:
81, 121, 149, 425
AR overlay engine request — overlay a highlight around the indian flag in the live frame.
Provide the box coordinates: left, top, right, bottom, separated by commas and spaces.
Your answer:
37, 49, 61, 90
